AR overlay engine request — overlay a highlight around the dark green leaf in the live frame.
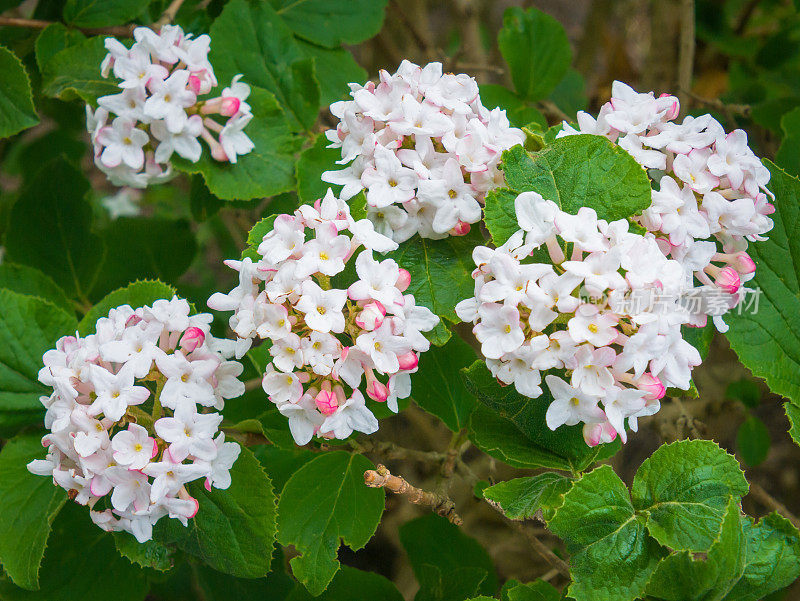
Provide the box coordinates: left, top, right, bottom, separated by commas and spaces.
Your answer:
776, 106, 800, 177
34, 23, 85, 71
478, 84, 547, 129
482, 473, 571, 521
41, 36, 119, 104
296, 133, 341, 203
194, 550, 296, 601
736, 416, 770, 466
251, 445, 317, 492
112, 531, 174, 572
296, 41, 367, 106
0, 46, 38, 139
63, 0, 149, 27
0, 264, 74, 315
414, 565, 487, 601
78, 280, 177, 336
285, 565, 404, 601
503, 580, 560, 601
725, 379, 761, 409
271, 0, 387, 48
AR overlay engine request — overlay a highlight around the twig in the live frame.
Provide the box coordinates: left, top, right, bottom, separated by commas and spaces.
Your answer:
538, 100, 570, 124
155, 0, 186, 27
453, 62, 504, 75
677, 0, 696, 112
749, 483, 800, 530
244, 377, 262, 392
364, 464, 463, 525
391, 0, 435, 60
682, 89, 752, 118
352, 438, 447, 463
0, 16, 134, 37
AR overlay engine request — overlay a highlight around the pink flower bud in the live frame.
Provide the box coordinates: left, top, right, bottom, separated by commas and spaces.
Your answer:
715, 266, 741, 294
732, 252, 756, 275
637, 373, 665, 400
366, 379, 389, 402
188, 74, 203, 94
395, 268, 411, 292
220, 96, 241, 117
451, 221, 471, 236
397, 351, 419, 371
315, 389, 339, 415
355, 301, 386, 331
180, 327, 205, 353
582, 421, 618, 447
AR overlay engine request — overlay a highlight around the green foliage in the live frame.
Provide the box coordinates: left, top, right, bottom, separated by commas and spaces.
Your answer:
277, 452, 385, 595
411, 335, 478, 432
78, 280, 177, 335
479, 84, 547, 130
34, 23, 85, 71
270, 0, 388, 48
0, 46, 38, 139
498, 7, 572, 102
0, 434, 66, 590
113, 532, 174, 572
40, 36, 119, 104
296, 41, 366, 106
776, 106, 800, 176
285, 565, 404, 601
0, 264, 74, 315
63, 0, 151, 27
482, 473, 571, 521
502, 580, 561, 601
400, 513, 498, 600
736, 416, 771, 466
296, 133, 341, 203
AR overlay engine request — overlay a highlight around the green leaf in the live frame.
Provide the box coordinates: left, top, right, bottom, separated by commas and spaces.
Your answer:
482, 473, 571, 521
787, 402, 800, 447
726, 162, 800, 415
0, 264, 74, 315
0, 434, 67, 590
463, 360, 615, 471
93, 218, 197, 300
34, 23, 86, 71
0, 503, 149, 601
251, 445, 317, 492
736, 416, 770, 467
486, 137, 652, 245
549, 68, 587, 117
400, 513, 497, 599
210, 0, 321, 130
0, 289, 78, 413
776, 106, 800, 178
0, 46, 38, 139
155, 445, 277, 578
285, 565, 404, 601
242, 214, 278, 260
478, 84, 547, 130
412, 335, 478, 432
112, 531, 173, 572
41, 36, 119, 104
724, 512, 800, 601
645, 498, 746, 601
498, 6, 572, 102
78, 280, 177, 336
296, 41, 367, 106
271, 0, 387, 48
503, 580, 561, 601
483, 187, 521, 246
388, 230, 482, 323
6, 158, 104, 300
194, 550, 295, 601
725, 379, 761, 409
173, 87, 301, 200
414, 565, 487, 601
547, 465, 666, 601
296, 133, 341, 203
277, 451, 385, 595
63, 0, 150, 27
189, 175, 223, 222
631, 439, 749, 553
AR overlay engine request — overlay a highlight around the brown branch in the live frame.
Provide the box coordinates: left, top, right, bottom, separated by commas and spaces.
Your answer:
364, 464, 463, 525
353, 439, 447, 463
390, 0, 435, 61
538, 100, 570, 124
677, 0, 696, 112
155, 0, 186, 27
0, 16, 134, 37
749, 483, 800, 530
682, 89, 752, 118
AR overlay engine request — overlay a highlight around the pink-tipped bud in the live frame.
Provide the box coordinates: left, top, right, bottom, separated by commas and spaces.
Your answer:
125, 314, 143, 327
395, 268, 411, 292
211, 143, 228, 162
220, 96, 241, 117
188, 74, 203, 94
637, 373, 666, 400
355, 301, 386, 331
732, 252, 756, 275
659, 93, 680, 120
451, 221, 471, 236
366, 379, 389, 402
582, 421, 618, 447
180, 327, 205, 353
397, 351, 419, 371
315, 389, 339, 415
715, 266, 741, 294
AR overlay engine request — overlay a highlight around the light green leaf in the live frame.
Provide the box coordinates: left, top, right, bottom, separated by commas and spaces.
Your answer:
296, 41, 367, 106
0, 434, 67, 590
787, 402, 800, 447
0, 264, 74, 315
173, 87, 301, 200
503, 580, 561, 601
400, 513, 497, 599
412, 335, 478, 432
6, 158, 104, 300
547, 465, 666, 601
646, 498, 746, 601
296, 133, 341, 203
210, 0, 321, 130
388, 230, 482, 323
483, 187, 521, 246
41, 36, 120, 104
277, 452, 385, 595
0, 46, 39, 139
482, 473, 571, 521
155, 445, 277, 578
112, 531, 174, 572
271, 0, 387, 48
63, 0, 150, 27
285, 565, 404, 601
549, 68, 587, 117
498, 6, 571, 102
34, 23, 86, 71
242, 215, 278, 261
251, 445, 317, 492
736, 415, 770, 466
0, 289, 78, 413
631, 439, 749, 553
78, 280, 177, 336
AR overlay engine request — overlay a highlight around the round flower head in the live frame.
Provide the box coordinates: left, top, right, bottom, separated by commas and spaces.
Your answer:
559, 81, 773, 331
88, 25, 255, 189
29, 297, 244, 543
456, 192, 701, 446
322, 60, 525, 242
208, 189, 440, 445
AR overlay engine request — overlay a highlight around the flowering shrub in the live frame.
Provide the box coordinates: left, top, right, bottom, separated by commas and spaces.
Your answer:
28, 297, 244, 542
88, 25, 254, 188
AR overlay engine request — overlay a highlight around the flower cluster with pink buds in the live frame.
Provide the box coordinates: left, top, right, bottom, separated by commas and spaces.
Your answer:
321, 60, 525, 242
559, 81, 773, 331
208, 189, 440, 445
456, 192, 702, 447
87, 25, 254, 188
29, 297, 245, 543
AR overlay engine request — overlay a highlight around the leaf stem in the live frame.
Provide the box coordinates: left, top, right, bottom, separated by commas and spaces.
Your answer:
0, 16, 135, 37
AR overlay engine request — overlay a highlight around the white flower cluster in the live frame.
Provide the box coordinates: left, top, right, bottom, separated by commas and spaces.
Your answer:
456, 192, 701, 446
209, 189, 439, 445
559, 81, 774, 331
322, 60, 525, 242
87, 25, 254, 189
29, 297, 245, 543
